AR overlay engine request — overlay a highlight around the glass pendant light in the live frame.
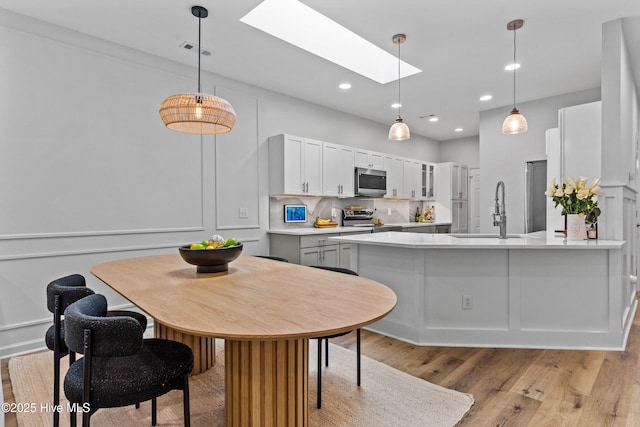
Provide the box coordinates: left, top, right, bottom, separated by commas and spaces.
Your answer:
389, 34, 410, 141
502, 19, 528, 135
159, 6, 236, 135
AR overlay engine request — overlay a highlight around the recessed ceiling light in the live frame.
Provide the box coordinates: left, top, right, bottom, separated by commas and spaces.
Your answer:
339, 83, 352, 90
428, 116, 439, 122
391, 103, 402, 109
480, 94, 493, 101
504, 63, 520, 71
454, 128, 463, 132
240, 0, 422, 84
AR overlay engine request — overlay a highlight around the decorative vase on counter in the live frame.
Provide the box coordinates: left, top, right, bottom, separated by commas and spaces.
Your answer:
566, 214, 587, 241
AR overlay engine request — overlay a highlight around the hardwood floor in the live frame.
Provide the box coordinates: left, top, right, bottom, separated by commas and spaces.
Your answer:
3, 306, 640, 427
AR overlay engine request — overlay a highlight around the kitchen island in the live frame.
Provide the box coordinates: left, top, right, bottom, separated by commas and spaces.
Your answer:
330, 231, 635, 350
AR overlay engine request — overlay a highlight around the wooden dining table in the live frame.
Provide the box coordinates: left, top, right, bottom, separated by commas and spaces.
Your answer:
91, 253, 397, 427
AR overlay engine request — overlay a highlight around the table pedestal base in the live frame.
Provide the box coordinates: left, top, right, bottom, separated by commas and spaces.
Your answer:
155, 322, 215, 374
225, 338, 309, 427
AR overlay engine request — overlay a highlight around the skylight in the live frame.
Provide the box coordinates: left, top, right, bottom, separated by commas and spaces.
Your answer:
240, 0, 422, 84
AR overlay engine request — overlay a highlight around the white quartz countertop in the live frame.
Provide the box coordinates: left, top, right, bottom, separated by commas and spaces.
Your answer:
329, 231, 626, 249
267, 226, 373, 235
392, 221, 451, 228
267, 221, 452, 236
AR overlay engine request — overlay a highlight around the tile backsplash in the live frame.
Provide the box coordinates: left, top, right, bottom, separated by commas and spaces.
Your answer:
269, 196, 424, 229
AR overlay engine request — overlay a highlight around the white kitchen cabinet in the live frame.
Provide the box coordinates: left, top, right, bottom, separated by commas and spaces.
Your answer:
436, 162, 468, 201
322, 142, 354, 197
450, 164, 468, 199
459, 166, 468, 200
355, 149, 384, 169
269, 134, 323, 195
300, 244, 339, 267
421, 162, 436, 200
435, 162, 469, 232
403, 158, 422, 199
451, 200, 468, 233
269, 230, 370, 267
339, 243, 352, 269
384, 154, 404, 198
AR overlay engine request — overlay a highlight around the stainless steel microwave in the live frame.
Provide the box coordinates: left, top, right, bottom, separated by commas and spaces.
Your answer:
354, 167, 387, 197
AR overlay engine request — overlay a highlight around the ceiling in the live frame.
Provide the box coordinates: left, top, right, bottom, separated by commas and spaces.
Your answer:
1, 0, 640, 141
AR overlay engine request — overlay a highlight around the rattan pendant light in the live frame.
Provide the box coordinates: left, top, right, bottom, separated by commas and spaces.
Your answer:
389, 34, 410, 141
159, 6, 236, 135
502, 19, 528, 135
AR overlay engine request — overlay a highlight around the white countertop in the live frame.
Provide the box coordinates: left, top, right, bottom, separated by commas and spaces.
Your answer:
267, 226, 373, 235
329, 231, 626, 249
267, 221, 452, 236
393, 221, 451, 228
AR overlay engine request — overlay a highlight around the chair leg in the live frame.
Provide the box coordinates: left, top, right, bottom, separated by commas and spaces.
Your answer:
68, 353, 77, 427
82, 412, 90, 427
183, 374, 191, 427
317, 339, 322, 409
152, 397, 157, 426
324, 338, 329, 367
356, 329, 361, 386
53, 353, 61, 427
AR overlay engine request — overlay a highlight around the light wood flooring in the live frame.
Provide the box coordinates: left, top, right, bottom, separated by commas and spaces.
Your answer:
4, 306, 640, 427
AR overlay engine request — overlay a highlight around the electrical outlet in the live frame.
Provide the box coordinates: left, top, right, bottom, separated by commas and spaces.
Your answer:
239, 207, 249, 218
387, 208, 392, 215
462, 294, 473, 310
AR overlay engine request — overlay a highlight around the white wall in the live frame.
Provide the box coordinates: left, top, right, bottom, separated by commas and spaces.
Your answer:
0, 9, 441, 357
440, 136, 479, 167
478, 88, 601, 234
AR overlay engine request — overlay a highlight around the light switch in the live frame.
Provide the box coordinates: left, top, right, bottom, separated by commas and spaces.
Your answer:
239, 208, 249, 218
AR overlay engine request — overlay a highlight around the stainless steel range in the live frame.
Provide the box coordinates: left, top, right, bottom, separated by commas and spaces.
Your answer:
342, 209, 403, 232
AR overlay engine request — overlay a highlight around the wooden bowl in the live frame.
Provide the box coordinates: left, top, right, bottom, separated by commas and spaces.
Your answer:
178, 243, 243, 273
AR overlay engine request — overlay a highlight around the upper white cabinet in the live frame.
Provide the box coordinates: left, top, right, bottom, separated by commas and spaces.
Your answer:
269, 134, 323, 195
402, 158, 422, 199
322, 142, 354, 197
269, 133, 439, 200
384, 154, 404, 198
354, 149, 384, 169
436, 162, 469, 201
458, 165, 468, 199
421, 162, 436, 200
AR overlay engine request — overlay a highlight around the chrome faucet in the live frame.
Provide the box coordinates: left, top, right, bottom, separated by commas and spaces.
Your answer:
493, 181, 507, 239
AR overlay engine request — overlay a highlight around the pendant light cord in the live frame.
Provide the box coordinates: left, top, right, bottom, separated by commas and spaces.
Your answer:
397, 40, 401, 118
512, 25, 517, 109
197, 13, 202, 93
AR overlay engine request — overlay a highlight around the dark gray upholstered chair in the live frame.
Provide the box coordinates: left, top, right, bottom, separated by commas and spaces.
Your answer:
63, 294, 193, 427
309, 266, 361, 409
255, 255, 290, 262
45, 274, 147, 427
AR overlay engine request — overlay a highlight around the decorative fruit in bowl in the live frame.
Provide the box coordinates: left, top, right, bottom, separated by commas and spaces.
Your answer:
179, 235, 242, 273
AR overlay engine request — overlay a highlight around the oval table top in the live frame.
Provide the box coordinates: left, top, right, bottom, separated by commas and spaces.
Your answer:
91, 254, 397, 340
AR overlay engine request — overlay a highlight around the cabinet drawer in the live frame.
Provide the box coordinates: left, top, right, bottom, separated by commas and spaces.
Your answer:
300, 233, 339, 248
